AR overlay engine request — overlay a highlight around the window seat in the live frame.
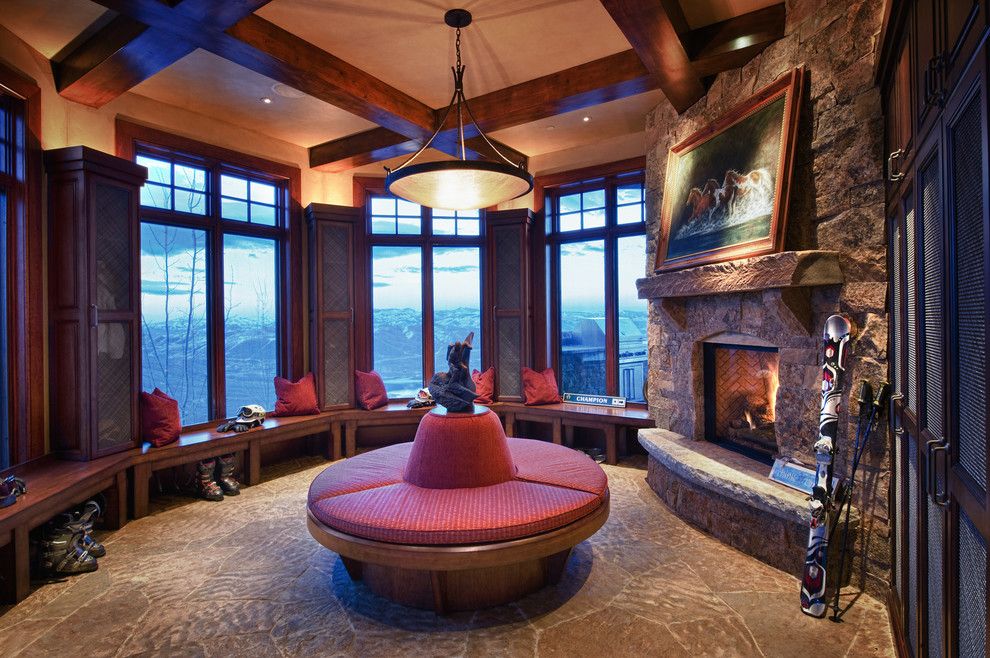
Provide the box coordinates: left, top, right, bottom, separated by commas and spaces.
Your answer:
131, 413, 336, 519
490, 402, 655, 465
0, 453, 130, 603
334, 402, 655, 465
334, 404, 432, 458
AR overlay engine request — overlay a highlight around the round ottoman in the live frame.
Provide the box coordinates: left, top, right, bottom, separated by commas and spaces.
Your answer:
306, 405, 609, 612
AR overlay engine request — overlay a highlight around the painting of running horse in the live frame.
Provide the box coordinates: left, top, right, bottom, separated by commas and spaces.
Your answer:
655, 66, 804, 271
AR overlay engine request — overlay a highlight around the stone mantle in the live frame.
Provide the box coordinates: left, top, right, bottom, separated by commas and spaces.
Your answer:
636, 250, 843, 334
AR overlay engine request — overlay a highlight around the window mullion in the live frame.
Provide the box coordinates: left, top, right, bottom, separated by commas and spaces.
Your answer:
422, 244, 434, 387
605, 184, 619, 397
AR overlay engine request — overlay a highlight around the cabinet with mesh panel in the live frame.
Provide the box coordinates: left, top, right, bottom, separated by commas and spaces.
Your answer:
307, 203, 361, 410
880, 7, 990, 654
45, 147, 146, 460
486, 209, 533, 402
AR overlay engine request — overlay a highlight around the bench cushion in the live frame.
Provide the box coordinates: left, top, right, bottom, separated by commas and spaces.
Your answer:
509, 438, 608, 496
308, 438, 607, 545
403, 409, 515, 489
310, 479, 601, 545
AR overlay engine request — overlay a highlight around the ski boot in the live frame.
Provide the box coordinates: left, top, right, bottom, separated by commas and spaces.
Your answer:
62, 500, 106, 558
0, 475, 26, 508
214, 453, 241, 496
36, 521, 98, 576
196, 459, 224, 501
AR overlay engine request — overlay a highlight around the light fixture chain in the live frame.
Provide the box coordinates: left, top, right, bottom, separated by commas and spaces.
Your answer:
455, 27, 461, 70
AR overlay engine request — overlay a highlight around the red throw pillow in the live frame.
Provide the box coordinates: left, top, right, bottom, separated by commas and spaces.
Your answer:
472, 367, 496, 405
521, 367, 561, 406
354, 370, 389, 410
140, 389, 181, 447
271, 372, 320, 417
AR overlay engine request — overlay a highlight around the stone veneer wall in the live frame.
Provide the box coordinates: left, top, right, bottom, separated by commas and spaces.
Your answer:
643, 0, 889, 594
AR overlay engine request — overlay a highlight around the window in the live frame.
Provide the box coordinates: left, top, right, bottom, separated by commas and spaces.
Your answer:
547, 168, 648, 403
131, 129, 295, 424
372, 246, 423, 397
433, 246, 482, 374
140, 224, 209, 423
364, 189, 485, 398
559, 240, 606, 394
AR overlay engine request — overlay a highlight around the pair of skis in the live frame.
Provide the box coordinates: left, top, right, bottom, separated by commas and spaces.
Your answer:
798, 313, 889, 618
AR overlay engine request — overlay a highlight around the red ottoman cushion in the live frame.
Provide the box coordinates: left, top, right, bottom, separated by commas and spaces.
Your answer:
308, 443, 412, 502
403, 408, 516, 489
307, 437, 609, 545
508, 438, 608, 496
309, 479, 603, 545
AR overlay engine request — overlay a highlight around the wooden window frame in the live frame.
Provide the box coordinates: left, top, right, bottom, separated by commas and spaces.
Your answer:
537, 158, 648, 406
116, 119, 303, 424
0, 60, 43, 469
354, 176, 487, 400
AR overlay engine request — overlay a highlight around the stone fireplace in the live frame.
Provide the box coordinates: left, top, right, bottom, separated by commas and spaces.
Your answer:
633, 0, 891, 595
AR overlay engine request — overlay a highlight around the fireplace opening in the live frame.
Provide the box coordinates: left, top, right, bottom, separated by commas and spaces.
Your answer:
703, 341, 780, 463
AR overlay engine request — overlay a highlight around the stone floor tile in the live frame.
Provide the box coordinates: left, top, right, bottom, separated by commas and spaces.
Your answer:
538, 605, 690, 657
0, 459, 895, 658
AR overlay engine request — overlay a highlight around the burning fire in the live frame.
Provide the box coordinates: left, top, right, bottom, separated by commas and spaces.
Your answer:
764, 365, 780, 422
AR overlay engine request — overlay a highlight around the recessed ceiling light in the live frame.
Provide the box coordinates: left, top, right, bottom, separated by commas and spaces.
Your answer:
261, 96, 273, 104
271, 82, 306, 99
582, 116, 591, 122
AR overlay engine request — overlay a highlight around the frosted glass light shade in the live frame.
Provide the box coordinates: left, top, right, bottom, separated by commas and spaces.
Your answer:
386, 161, 533, 211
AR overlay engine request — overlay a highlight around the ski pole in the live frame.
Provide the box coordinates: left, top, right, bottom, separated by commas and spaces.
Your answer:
829, 381, 872, 619
829, 382, 890, 621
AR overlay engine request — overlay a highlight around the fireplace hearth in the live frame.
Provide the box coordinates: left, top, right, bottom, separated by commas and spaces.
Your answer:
703, 340, 780, 461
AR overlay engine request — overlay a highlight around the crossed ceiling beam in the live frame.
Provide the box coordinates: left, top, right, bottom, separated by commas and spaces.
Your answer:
58, 0, 514, 164
309, 3, 784, 171
52, 0, 784, 173
600, 0, 785, 113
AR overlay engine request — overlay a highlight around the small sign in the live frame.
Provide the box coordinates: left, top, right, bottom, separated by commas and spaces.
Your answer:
562, 393, 627, 408
769, 458, 837, 495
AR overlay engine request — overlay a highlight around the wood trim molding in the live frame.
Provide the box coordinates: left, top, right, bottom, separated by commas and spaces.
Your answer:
0, 59, 45, 466
533, 156, 646, 212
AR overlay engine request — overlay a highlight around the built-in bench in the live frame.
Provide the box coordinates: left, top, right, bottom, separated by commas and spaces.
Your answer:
334, 404, 432, 458
131, 413, 336, 519
0, 453, 130, 603
491, 402, 655, 465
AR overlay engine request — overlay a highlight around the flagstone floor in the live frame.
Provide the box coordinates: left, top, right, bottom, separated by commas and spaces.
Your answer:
0, 455, 894, 657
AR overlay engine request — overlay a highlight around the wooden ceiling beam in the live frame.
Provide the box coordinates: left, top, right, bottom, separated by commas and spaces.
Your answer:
310, 50, 655, 170
52, 0, 271, 108
686, 4, 786, 78
88, 0, 437, 141
599, 0, 707, 114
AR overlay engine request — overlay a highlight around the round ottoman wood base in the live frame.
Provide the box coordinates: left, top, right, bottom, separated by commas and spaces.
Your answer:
344, 549, 572, 612
307, 492, 609, 614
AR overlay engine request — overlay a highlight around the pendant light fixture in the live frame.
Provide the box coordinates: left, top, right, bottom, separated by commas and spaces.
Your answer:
384, 9, 533, 211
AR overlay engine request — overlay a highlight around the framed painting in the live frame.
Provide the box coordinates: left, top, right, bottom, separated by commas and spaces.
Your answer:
654, 66, 804, 272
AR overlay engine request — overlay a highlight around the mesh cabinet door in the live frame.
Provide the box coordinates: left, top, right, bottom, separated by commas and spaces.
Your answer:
308, 205, 360, 409
487, 211, 532, 402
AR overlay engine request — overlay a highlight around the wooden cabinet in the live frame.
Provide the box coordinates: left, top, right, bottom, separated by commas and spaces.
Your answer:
485, 209, 533, 402
880, 3, 990, 655
45, 147, 146, 460
306, 203, 362, 410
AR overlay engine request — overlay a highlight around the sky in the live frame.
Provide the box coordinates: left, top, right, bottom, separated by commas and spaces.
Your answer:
140, 224, 276, 325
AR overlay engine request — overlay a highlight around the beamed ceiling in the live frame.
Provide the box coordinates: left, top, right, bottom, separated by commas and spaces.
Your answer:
0, 0, 783, 174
